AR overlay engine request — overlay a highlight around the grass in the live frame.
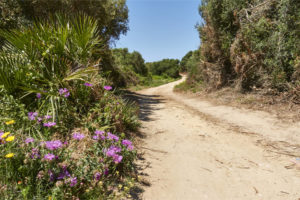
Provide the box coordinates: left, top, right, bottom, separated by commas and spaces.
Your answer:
174, 80, 203, 93
130, 75, 180, 91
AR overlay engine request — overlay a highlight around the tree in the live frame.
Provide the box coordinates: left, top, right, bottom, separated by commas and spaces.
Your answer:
112, 48, 148, 76
1, 0, 129, 43
148, 59, 180, 78
180, 51, 193, 72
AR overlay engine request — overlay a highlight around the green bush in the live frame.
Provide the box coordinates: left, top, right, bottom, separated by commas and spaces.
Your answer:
0, 14, 138, 199
187, 0, 300, 92
147, 59, 180, 79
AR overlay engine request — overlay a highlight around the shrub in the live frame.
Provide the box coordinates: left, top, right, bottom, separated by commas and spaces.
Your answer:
0, 14, 138, 199
147, 59, 180, 79
188, 0, 300, 93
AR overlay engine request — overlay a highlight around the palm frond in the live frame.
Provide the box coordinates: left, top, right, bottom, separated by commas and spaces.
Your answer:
63, 66, 98, 82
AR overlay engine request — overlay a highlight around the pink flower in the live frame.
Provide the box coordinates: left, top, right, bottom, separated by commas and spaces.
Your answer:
107, 132, 119, 142
36, 93, 41, 99
44, 153, 55, 161
59, 88, 70, 98
84, 82, 93, 87
72, 132, 85, 140
28, 112, 38, 120
103, 85, 112, 91
43, 122, 56, 127
122, 139, 134, 150
45, 140, 62, 150
25, 137, 35, 144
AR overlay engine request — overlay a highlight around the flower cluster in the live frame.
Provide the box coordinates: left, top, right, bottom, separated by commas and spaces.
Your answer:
72, 132, 85, 140
104, 146, 123, 164
59, 88, 70, 98
44, 140, 63, 150
0, 131, 15, 158
28, 112, 56, 127
122, 139, 134, 150
93, 130, 106, 140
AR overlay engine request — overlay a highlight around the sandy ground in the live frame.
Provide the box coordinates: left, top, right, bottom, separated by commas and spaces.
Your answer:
133, 76, 300, 200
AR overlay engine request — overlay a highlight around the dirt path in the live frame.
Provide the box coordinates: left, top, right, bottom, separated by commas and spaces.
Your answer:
133, 76, 300, 200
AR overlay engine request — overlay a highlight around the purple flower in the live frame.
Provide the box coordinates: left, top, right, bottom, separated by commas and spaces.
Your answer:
84, 82, 93, 87
59, 88, 70, 98
44, 153, 56, 161
95, 130, 104, 135
25, 137, 34, 144
122, 139, 132, 146
104, 146, 123, 164
70, 177, 77, 187
122, 139, 134, 150
104, 168, 109, 176
104, 85, 112, 91
45, 140, 62, 150
57, 167, 71, 180
93, 135, 99, 140
94, 172, 101, 181
36, 93, 41, 99
107, 132, 119, 142
44, 115, 52, 119
28, 112, 38, 121
37, 117, 43, 123
49, 170, 55, 182
114, 155, 123, 163
31, 148, 40, 159
64, 92, 70, 98
72, 132, 85, 140
43, 122, 56, 127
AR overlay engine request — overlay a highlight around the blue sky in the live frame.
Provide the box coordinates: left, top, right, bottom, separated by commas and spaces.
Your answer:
115, 0, 202, 62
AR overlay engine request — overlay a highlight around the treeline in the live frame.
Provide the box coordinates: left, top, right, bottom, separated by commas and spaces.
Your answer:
183, 0, 300, 95
112, 48, 181, 87
147, 59, 181, 79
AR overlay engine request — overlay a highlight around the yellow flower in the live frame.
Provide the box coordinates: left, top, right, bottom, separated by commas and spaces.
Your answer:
5, 136, 15, 142
1, 132, 10, 138
5, 120, 15, 125
5, 153, 14, 158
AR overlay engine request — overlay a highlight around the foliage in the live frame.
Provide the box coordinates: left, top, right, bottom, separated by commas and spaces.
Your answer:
0, 0, 128, 43
0, 0, 130, 88
180, 51, 193, 72
187, 0, 300, 93
111, 48, 149, 87
113, 48, 148, 76
0, 15, 138, 199
147, 59, 181, 79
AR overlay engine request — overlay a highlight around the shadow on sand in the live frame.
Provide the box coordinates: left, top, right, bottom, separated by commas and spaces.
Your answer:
122, 91, 164, 199
123, 91, 165, 122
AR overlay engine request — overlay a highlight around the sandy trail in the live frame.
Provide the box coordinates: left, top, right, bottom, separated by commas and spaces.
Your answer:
134, 77, 300, 200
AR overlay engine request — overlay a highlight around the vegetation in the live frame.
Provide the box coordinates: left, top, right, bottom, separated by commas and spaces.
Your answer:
112, 48, 150, 86
0, 14, 139, 199
183, 0, 300, 98
147, 59, 181, 79
0, 0, 130, 88
112, 48, 180, 89
0, 0, 128, 42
